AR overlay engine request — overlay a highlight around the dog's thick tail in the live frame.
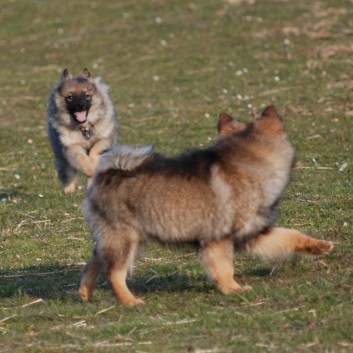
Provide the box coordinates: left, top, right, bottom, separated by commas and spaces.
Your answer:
97, 145, 154, 173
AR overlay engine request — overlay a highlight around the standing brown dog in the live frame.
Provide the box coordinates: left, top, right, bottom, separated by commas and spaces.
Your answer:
48, 68, 118, 193
80, 106, 333, 306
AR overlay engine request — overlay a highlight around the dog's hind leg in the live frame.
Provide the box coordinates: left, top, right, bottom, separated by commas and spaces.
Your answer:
58, 158, 78, 193
80, 258, 100, 302
201, 238, 252, 295
100, 223, 144, 307
49, 125, 77, 192
51, 139, 77, 193
79, 247, 101, 302
246, 227, 333, 259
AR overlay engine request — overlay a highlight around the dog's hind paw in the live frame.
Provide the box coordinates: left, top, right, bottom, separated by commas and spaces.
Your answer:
306, 240, 333, 256
64, 183, 76, 194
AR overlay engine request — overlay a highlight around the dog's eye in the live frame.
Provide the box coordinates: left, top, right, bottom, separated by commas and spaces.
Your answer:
66, 95, 73, 102
85, 94, 91, 101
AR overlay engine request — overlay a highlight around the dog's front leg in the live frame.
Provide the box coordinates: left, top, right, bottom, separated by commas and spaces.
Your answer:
89, 139, 114, 168
65, 145, 95, 177
201, 238, 252, 295
86, 139, 114, 187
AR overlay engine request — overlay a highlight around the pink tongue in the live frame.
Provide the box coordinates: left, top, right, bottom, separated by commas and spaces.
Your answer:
75, 111, 87, 123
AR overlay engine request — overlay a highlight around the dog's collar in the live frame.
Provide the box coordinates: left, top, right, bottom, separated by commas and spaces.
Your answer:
80, 123, 93, 140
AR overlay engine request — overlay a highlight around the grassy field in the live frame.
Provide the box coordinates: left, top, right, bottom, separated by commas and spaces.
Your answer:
0, 0, 352, 352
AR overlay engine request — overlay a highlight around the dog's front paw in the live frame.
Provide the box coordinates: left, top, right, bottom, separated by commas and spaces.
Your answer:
120, 297, 145, 307
84, 165, 95, 178
76, 155, 95, 177
220, 284, 252, 295
79, 284, 93, 302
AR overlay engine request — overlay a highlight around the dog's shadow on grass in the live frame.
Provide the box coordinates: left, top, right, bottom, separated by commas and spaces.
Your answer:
0, 264, 83, 301
0, 263, 275, 302
0, 263, 214, 301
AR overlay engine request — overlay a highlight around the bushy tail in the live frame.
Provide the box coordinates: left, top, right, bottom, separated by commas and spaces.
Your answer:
97, 145, 154, 173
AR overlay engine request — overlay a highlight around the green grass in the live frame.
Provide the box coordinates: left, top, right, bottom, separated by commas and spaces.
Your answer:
0, 0, 352, 352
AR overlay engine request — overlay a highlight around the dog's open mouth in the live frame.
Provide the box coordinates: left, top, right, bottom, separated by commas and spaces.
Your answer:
74, 111, 88, 124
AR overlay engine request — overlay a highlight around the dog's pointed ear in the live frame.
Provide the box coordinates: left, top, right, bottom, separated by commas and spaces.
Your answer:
82, 68, 91, 78
218, 113, 246, 137
61, 68, 72, 81
256, 106, 284, 134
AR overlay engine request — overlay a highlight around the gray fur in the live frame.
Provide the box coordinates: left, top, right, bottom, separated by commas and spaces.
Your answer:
97, 145, 154, 173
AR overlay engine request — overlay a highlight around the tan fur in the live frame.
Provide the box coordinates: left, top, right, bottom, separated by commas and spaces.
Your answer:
201, 238, 252, 294
48, 68, 119, 193
79, 251, 101, 302
246, 227, 333, 259
80, 106, 333, 306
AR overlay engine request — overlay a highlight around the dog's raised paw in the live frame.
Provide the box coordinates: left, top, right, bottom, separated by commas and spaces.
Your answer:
318, 240, 333, 254
307, 240, 333, 256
